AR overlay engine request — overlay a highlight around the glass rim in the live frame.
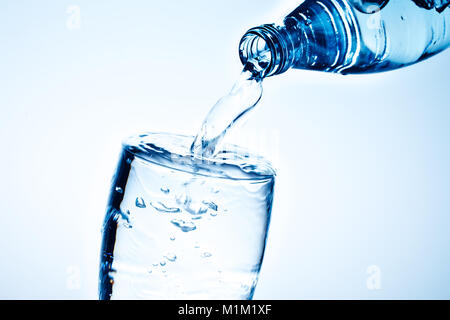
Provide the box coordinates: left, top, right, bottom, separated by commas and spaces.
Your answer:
122, 132, 276, 181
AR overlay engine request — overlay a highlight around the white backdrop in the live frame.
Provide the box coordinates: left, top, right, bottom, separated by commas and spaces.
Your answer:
0, 0, 449, 299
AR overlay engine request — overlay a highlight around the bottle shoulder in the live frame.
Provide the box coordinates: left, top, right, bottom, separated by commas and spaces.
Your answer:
286, 0, 450, 74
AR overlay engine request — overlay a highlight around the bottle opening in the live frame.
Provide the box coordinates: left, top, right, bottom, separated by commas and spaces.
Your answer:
239, 32, 273, 74
240, 35, 272, 77
239, 25, 292, 77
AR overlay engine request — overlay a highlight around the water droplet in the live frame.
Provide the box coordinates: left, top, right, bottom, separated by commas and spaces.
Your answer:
210, 212, 217, 217
135, 197, 146, 208
150, 201, 181, 213
170, 219, 197, 232
211, 188, 220, 194
170, 236, 176, 241
160, 187, 170, 194
164, 253, 177, 262
201, 252, 212, 258
115, 187, 123, 194
160, 261, 166, 267
152, 263, 159, 267
148, 269, 152, 274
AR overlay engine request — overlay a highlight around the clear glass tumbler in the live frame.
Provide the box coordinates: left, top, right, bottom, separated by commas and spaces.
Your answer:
99, 132, 275, 299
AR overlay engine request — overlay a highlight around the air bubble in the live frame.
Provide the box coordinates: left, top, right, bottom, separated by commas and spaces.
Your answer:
201, 252, 212, 258
203, 201, 218, 211
160, 187, 170, 194
176, 194, 209, 216
170, 219, 197, 232
185, 202, 208, 216
241, 164, 257, 173
164, 253, 177, 262
150, 201, 181, 213
135, 197, 146, 208
123, 222, 133, 229
118, 209, 133, 228
175, 193, 190, 206
115, 187, 123, 194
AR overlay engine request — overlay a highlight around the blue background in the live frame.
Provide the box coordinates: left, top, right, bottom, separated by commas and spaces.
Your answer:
0, 0, 449, 299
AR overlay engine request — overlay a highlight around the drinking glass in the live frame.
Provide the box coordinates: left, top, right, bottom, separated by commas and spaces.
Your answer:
99, 132, 275, 299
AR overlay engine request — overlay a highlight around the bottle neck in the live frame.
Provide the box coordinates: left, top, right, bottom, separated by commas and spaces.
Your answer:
239, 0, 361, 76
239, 24, 298, 77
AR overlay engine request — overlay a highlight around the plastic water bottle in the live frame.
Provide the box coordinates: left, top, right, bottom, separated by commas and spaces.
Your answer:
239, 0, 450, 76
